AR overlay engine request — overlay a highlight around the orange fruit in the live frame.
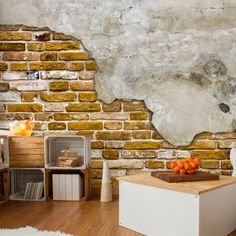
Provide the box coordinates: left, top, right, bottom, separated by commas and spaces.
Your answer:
184, 163, 190, 171
174, 166, 180, 174
187, 169, 196, 175
179, 169, 186, 175
170, 161, 177, 169
189, 161, 197, 169
177, 160, 184, 169
187, 157, 193, 162
194, 157, 201, 163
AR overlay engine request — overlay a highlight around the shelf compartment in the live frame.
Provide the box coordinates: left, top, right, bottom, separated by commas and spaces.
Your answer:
45, 136, 91, 170
9, 168, 45, 201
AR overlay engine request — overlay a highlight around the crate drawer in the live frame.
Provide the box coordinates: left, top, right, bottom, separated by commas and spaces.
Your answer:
9, 137, 44, 168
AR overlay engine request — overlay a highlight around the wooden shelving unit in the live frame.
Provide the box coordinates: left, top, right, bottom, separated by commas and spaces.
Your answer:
1, 135, 92, 202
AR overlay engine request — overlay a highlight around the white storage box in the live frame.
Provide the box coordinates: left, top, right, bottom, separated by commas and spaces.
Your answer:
52, 174, 83, 201
45, 136, 91, 169
119, 173, 236, 236
0, 135, 9, 169
10, 168, 45, 201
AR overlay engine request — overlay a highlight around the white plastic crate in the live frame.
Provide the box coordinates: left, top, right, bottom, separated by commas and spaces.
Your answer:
0, 135, 9, 169
45, 136, 91, 169
9, 168, 45, 201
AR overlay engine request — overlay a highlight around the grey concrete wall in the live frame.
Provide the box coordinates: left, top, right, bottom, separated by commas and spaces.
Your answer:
0, 0, 236, 145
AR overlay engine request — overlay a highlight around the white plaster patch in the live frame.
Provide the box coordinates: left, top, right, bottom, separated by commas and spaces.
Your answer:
10, 81, 47, 91
0, 91, 21, 102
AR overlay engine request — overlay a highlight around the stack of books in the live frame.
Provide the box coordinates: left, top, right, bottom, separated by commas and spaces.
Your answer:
52, 174, 83, 200
24, 182, 44, 200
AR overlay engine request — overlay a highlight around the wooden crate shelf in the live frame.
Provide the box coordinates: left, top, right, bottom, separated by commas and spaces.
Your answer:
9, 136, 44, 168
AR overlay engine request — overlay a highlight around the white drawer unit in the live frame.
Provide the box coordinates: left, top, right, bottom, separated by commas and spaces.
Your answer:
119, 173, 236, 236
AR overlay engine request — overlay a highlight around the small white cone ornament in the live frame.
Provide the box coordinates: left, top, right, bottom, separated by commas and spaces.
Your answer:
230, 148, 236, 177
100, 160, 112, 202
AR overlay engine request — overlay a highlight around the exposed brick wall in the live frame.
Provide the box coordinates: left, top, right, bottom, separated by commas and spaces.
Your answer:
0, 25, 235, 191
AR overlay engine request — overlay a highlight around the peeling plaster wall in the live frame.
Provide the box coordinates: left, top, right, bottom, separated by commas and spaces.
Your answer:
0, 0, 236, 145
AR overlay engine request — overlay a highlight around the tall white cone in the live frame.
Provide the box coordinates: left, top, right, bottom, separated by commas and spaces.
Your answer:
100, 160, 112, 202
230, 148, 236, 177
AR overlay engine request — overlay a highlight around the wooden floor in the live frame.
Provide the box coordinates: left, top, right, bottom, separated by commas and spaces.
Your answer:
0, 197, 142, 236
0, 198, 236, 236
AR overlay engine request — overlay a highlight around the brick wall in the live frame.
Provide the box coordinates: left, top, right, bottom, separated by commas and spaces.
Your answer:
0, 25, 235, 191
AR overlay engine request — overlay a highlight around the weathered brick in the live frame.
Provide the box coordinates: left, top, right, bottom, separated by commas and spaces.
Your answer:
7, 104, 42, 112
0, 32, 31, 41
45, 42, 80, 50
122, 150, 157, 159
192, 150, 227, 160
14, 113, 32, 120
125, 141, 161, 149
10, 81, 46, 91
145, 160, 164, 169
133, 131, 152, 139
214, 132, 236, 139
104, 122, 122, 130
59, 51, 89, 60
91, 149, 102, 159
200, 161, 219, 169
34, 113, 52, 121
158, 151, 175, 160
66, 103, 101, 112
41, 71, 80, 80
123, 101, 147, 111
30, 62, 66, 70
79, 71, 95, 80
0, 43, 25, 51
33, 32, 51, 41
40, 52, 57, 61
218, 140, 236, 148
91, 141, 104, 149
40, 92, 77, 102
0, 82, 9, 91
52, 32, 75, 40
105, 141, 124, 149
221, 160, 233, 170
0, 63, 8, 71
86, 61, 97, 70
27, 43, 45, 51
33, 122, 47, 131
181, 140, 217, 149
3, 52, 38, 61
90, 112, 129, 120
49, 81, 68, 91
21, 92, 37, 102
54, 113, 89, 121
124, 122, 152, 130
44, 103, 65, 112
21, 25, 50, 31
0, 104, 5, 112
67, 62, 84, 71
10, 63, 27, 71
130, 112, 149, 120
70, 81, 95, 91
0, 25, 22, 31
68, 122, 103, 130
48, 122, 66, 130
102, 149, 119, 160
102, 101, 121, 112
92, 169, 126, 179
160, 141, 176, 149
79, 92, 97, 102
96, 131, 132, 140
2, 72, 27, 80
194, 132, 214, 139
91, 160, 144, 169
76, 131, 94, 137
152, 131, 163, 139
0, 91, 21, 102
0, 114, 14, 120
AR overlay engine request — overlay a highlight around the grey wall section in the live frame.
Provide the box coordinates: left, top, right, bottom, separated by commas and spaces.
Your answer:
0, 0, 236, 145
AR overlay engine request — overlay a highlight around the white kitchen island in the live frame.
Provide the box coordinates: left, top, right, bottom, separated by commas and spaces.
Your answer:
119, 173, 236, 236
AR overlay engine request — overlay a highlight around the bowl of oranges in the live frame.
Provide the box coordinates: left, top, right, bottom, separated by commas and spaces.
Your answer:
169, 157, 201, 175
9, 120, 34, 136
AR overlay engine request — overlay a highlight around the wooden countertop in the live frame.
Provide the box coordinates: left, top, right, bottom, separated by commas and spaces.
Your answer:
119, 173, 236, 195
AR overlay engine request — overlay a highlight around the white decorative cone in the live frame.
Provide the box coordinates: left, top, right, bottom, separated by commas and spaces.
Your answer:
230, 148, 236, 176
100, 160, 112, 202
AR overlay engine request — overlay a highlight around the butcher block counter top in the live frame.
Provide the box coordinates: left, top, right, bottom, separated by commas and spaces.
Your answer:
119, 172, 236, 195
